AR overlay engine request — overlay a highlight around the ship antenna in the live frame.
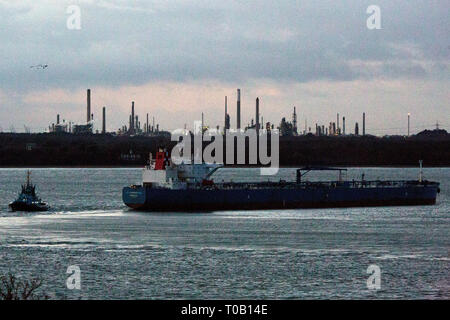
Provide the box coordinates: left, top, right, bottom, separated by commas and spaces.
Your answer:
27, 170, 31, 187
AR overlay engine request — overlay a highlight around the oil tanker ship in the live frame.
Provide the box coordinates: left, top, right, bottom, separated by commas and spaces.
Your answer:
123, 151, 440, 211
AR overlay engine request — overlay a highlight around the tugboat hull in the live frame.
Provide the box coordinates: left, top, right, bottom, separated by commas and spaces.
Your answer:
8, 201, 49, 212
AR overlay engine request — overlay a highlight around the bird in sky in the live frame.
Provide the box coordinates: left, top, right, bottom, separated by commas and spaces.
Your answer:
30, 64, 48, 69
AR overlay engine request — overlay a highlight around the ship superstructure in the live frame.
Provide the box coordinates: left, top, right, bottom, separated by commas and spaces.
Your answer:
141, 150, 222, 190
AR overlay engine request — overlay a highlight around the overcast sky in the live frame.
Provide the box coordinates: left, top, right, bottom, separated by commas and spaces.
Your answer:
0, 0, 448, 134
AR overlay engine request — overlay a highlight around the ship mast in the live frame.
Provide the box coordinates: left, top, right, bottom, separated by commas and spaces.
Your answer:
27, 170, 31, 187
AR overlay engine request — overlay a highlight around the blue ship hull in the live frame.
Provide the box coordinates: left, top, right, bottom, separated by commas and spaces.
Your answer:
123, 182, 439, 211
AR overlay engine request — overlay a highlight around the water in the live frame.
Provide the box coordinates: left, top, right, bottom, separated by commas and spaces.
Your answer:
0, 167, 448, 299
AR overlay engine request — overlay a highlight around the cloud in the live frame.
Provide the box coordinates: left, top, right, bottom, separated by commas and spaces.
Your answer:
0, 0, 449, 92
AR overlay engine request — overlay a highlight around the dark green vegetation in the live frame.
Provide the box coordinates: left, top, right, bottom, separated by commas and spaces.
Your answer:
0, 131, 448, 167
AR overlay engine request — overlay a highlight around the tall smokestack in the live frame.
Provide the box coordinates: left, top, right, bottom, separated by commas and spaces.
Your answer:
408, 113, 410, 136
146, 113, 149, 134
343, 116, 346, 135
256, 97, 260, 133
131, 101, 135, 132
87, 89, 91, 123
237, 89, 241, 130
57, 114, 60, 125
224, 96, 227, 131
293, 106, 297, 135
337, 113, 339, 133
102, 107, 106, 134
363, 112, 366, 136
201, 112, 204, 134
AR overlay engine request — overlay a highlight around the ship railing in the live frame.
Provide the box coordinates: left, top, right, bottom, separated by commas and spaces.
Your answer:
198, 180, 438, 190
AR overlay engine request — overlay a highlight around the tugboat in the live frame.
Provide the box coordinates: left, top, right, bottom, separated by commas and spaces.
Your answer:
9, 171, 49, 212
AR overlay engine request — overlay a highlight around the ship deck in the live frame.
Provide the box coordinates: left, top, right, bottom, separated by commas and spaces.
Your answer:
196, 180, 439, 190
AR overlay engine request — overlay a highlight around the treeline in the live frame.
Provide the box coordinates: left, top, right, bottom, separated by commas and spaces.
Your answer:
0, 133, 449, 167
278, 135, 450, 166
0, 133, 169, 166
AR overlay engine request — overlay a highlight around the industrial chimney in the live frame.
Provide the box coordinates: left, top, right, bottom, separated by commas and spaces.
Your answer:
102, 107, 106, 134
131, 101, 135, 133
408, 113, 410, 136
255, 97, 260, 134
337, 113, 339, 134
57, 114, 60, 125
237, 89, 241, 130
293, 107, 297, 135
343, 116, 346, 135
363, 112, 366, 136
201, 112, 204, 134
224, 96, 228, 131
87, 89, 91, 123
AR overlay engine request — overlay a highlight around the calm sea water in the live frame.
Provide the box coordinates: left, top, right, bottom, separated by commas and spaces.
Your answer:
0, 167, 448, 299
